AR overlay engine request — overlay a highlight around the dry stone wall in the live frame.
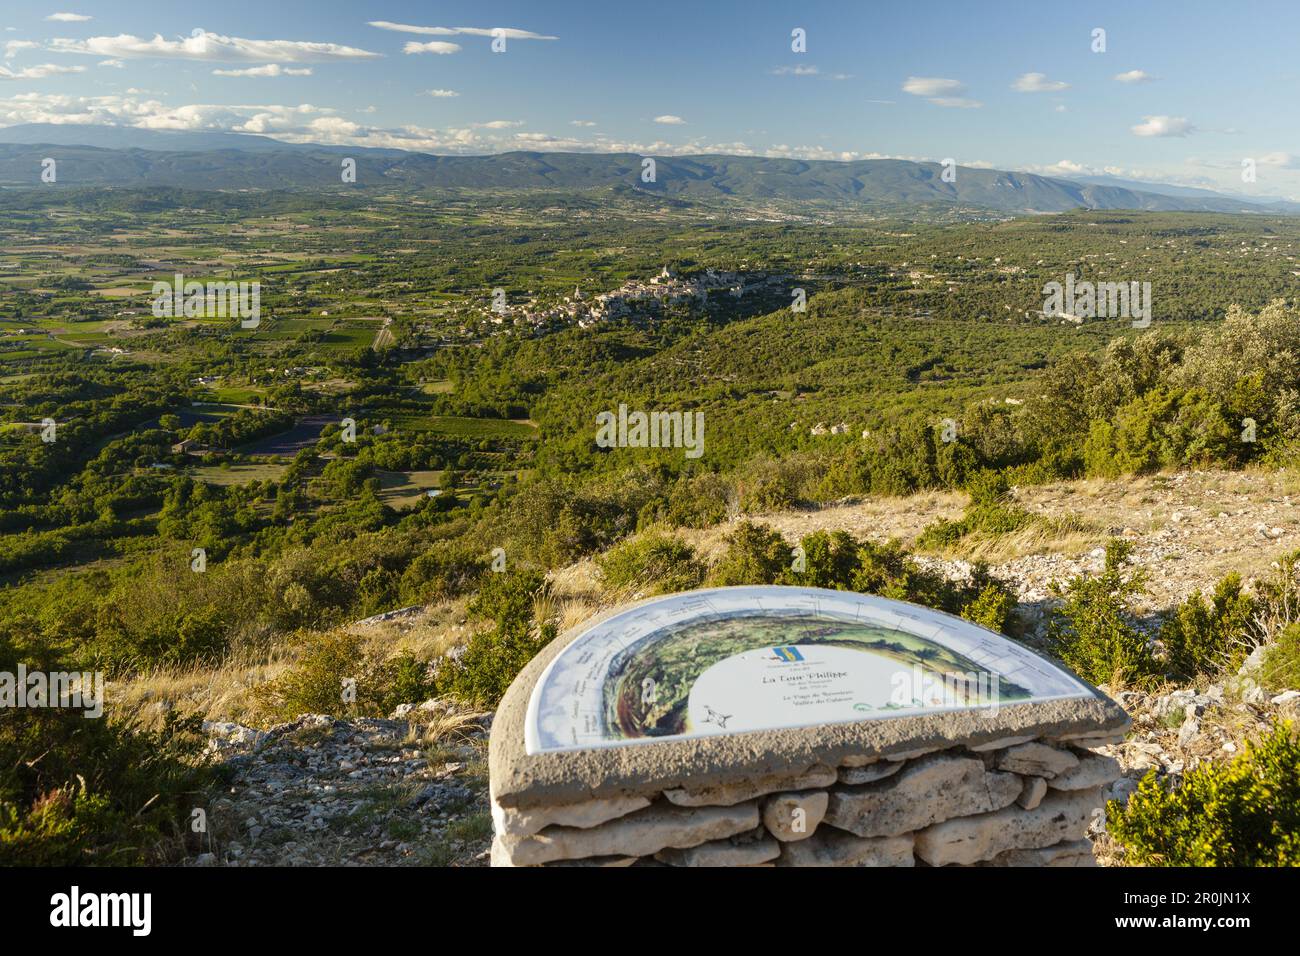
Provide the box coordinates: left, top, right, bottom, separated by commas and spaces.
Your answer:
489, 588, 1130, 867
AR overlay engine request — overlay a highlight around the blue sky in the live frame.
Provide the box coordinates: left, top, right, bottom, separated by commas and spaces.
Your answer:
3, 1, 1299, 197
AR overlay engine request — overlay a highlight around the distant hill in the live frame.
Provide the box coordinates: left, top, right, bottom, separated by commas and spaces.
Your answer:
0, 124, 1294, 215
0, 123, 310, 153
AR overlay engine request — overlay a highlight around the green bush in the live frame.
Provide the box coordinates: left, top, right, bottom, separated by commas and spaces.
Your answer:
736, 456, 819, 513
1159, 573, 1257, 681
915, 470, 1035, 552
1046, 539, 1160, 687
0, 706, 212, 866
707, 521, 792, 586
253, 629, 434, 722
960, 580, 1018, 634
596, 533, 705, 596
1108, 722, 1300, 866
434, 570, 556, 708
706, 523, 1018, 634
1260, 622, 1300, 693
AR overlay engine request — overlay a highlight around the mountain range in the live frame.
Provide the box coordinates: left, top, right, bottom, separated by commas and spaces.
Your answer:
0, 123, 1294, 216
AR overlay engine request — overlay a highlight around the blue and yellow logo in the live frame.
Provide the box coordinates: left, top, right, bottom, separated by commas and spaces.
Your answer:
771, 646, 804, 662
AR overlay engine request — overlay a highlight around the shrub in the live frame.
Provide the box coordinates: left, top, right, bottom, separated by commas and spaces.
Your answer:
1107, 722, 1300, 866
596, 533, 705, 596
1159, 573, 1257, 681
657, 472, 733, 529
707, 521, 792, 586
915, 470, 1034, 552
253, 630, 434, 722
0, 704, 211, 865
707, 523, 1018, 634
434, 570, 556, 708
735, 457, 803, 513
783, 530, 860, 590
1046, 539, 1159, 687
1260, 622, 1300, 693
960, 579, 1018, 634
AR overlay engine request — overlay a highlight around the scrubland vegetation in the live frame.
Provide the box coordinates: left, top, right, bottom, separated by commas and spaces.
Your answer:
3, 189, 1300, 863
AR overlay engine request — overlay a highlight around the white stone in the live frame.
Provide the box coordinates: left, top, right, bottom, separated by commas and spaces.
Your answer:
498, 802, 760, 866
995, 741, 1079, 778
492, 794, 653, 838
968, 735, 1036, 752
1048, 753, 1121, 791
825, 753, 1021, 838
761, 790, 829, 842
839, 754, 881, 768
914, 787, 1102, 866
977, 839, 1096, 867
837, 761, 903, 786
776, 830, 914, 867
1017, 776, 1047, 810
656, 836, 780, 867
664, 765, 836, 807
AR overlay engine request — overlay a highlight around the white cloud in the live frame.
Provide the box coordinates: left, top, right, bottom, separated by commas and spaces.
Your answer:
403, 41, 460, 55
1114, 69, 1155, 84
49, 30, 381, 62
1131, 115, 1194, 137
654, 114, 686, 125
4, 40, 39, 59
570, 119, 596, 126
0, 62, 85, 80
902, 76, 981, 108
770, 65, 819, 76
368, 22, 557, 41
476, 119, 522, 128
1259, 152, 1299, 168
424, 88, 459, 98
46, 13, 92, 22
213, 64, 312, 77
98, 58, 124, 68
1012, 72, 1068, 93
902, 76, 963, 97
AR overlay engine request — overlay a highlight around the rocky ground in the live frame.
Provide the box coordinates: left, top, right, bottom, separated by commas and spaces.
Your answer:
742, 468, 1300, 613
186, 467, 1300, 867
192, 703, 493, 867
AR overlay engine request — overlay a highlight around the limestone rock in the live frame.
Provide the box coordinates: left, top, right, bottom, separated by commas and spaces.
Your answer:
656, 835, 780, 867
978, 839, 1096, 867
491, 794, 651, 838
884, 745, 939, 762
968, 735, 1036, 752
839, 754, 881, 768
499, 801, 759, 866
1047, 752, 1121, 791
995, 741, 1079, 778
824, 753, 1021, 838
542, 855, 640, 867
1050, 729, 1128, 748
914, 787, 1102, 866
1017, 775, 1047, 810
664, 765, 836, 807
837, 761, 903, 786
761, 790, 829, 842
776, 829, 915, 867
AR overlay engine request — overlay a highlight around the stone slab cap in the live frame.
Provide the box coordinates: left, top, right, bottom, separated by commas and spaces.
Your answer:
490, 586, 1129, 809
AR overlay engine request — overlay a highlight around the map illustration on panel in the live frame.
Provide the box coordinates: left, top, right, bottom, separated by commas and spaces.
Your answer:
524, 587, 1092, 754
